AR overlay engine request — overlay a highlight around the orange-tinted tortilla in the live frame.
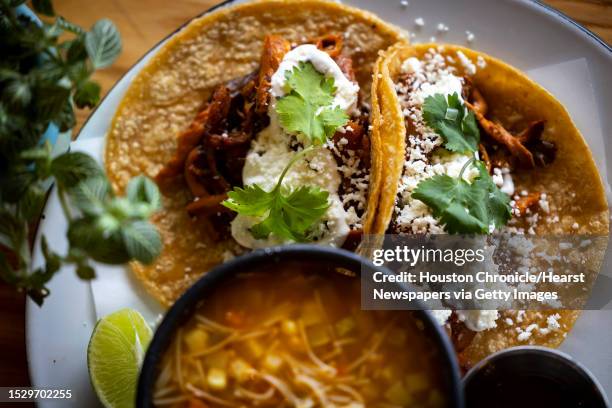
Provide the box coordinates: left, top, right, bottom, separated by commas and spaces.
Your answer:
372, 43, 609, 368
105, 0, 404, 306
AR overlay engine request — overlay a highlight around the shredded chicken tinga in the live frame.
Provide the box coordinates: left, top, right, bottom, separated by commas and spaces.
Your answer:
154, 266, 448, 408
154, 33, 370, 250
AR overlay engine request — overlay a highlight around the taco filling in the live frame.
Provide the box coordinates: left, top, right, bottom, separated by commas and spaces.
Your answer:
388, 46, 561, 337
155, 35, 370, 251
391, 47, 555, 239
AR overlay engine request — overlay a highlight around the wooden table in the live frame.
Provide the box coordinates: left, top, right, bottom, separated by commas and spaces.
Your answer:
1, 0, 610, 391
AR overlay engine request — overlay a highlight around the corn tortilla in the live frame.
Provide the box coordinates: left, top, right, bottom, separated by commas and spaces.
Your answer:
105, 0, 404, 305
371, 43, 609, 368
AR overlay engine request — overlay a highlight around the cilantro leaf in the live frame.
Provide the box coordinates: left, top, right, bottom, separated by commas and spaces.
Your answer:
223, 184, 275, 217
412, 160, 511, 234
249, 185, 329, 241
471, 161, 512, 230
276, 61, 348, 144
422, 93, 479, 153
222, 147, 330, 242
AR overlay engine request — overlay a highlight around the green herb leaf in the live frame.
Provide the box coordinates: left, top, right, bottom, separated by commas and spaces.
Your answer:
18, 185, 46, 221
73, 80, 100, 109
56, 16, 85, 35
75, 263, 95, 279
32, 0, 55, 16
422, 93, 479, 154
471, 161, 512, 230
254, 185, 329, 241
66, 35, 87, 64
67, 218, 129, 264
276, 61, 348, 144
68, 176, 112, 216
56, 99, 76, 132
41, 236, 61, 276
33, 82, 70, 122
85, 19, 121, 69
51, 151, 103, 187
126, 175, 161, 211
412, 160, 511, 234
121, 221, 162, 264
222, 148, 330, 242
221, 184, 273, 216
2, 79, 31, 107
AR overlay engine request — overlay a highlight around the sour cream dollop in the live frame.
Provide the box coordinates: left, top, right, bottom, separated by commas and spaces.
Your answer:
270, 44, 359, 112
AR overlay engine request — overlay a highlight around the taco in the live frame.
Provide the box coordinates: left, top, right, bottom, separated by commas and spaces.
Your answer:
371, 43, 609, 369
104, 0, 403, 305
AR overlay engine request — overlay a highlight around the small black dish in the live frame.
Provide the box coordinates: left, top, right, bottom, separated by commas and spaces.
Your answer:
464, 346, 609, 408
136, 244, 464, 407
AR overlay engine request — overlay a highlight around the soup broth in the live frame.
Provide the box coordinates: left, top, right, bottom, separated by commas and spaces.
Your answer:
154, 263, 448, 407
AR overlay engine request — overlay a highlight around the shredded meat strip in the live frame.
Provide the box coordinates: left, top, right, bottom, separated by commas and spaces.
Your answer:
255, 35, 291, 114
478, 144, 491, 173
516, 120, 545, 144
514, 192, 541, 216
154, 108, 209, 192
186, 194, 229, 217
466, 100, 536, 168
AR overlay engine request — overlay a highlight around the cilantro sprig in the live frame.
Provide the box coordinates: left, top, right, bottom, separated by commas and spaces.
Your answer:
222, 147, 330, 242
0, 1, 162, 305
276, 61, 349, 144
412, 158, 511, 234
222, 60, 350, 242
422, 93, 479, 153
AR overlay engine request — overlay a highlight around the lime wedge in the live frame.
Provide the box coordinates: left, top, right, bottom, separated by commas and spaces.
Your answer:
88, 308, 152, 408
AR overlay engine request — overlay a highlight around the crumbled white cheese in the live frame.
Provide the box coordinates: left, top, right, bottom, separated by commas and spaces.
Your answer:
270, 44, 359, 113
547, 313, 561, 330
456, 310, 499, 332
456, 50, 476, 75
436, 23, 449, 33
400, 0, 409, 7
401, 57, 422, 75
465, 30, 475, 43
500, 167, 515, 196
394, 49, 481, 234
476, 55, 487, 69
414, 17, 425, 27
538, 193, 550, 213
431, 309, 452, 326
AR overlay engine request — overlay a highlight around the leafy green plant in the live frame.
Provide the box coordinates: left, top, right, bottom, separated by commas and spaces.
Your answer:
0, 0, 162, 305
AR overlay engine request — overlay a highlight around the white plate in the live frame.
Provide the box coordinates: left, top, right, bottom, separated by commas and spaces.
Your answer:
26, 0, 612, 406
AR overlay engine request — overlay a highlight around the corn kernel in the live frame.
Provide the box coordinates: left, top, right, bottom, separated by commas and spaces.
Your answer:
263, 354, 283, 372
207, 367, 227, 390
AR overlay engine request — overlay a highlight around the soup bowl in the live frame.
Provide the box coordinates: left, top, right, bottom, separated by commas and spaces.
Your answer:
137, 244, 464, 407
